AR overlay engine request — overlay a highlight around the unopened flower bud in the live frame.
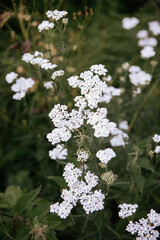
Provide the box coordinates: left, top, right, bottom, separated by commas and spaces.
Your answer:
122, 62, 130, 70
62, 18, 68, 25
101, 171, 117, 185
150, 60, 158, 67
98, 162, 107, 168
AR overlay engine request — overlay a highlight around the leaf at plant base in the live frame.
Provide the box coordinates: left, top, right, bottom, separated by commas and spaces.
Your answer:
0, 193, 13, 208
14, 186, 41, 213
6, 185, 22, 205
0, 185, 22, 208
47, 176, 67, 188
137, 158, 155, 172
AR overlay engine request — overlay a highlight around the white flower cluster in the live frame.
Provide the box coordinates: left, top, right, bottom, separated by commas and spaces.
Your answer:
137, 30, 148, 39
11, 77, 35, 100
96, 148, 116, 164
126, 209, 160, 239
118, 203, 138, 219
149, 21, 160, 36
22, 51, 57, 70
155, 146, 160, 153
47, 126, 72, 145
43, 81, 53, 89
77, 150, 89, 162
152, 134, 160, 154
51, 70, 64, 80
140, 46, 156, 59
67, 64, 121, 109
47, 66, 122, 149
5, 72, 18, 83
138, 37, 157, 48
86, 108, 117, 138
47, 104, 117, 145
50, 163, 105, 218
129, 65, 151, 86
85, 107, 117, 138
5, 72, 35, 100
43, 71, 64, 89
49, 144, 67, 160
110, 121, 129, 147
46, 9, 68, 21
122, 17, 139, 30
119, 121, 129, 130
152, 134, 160, 143
38, 20, 54, 32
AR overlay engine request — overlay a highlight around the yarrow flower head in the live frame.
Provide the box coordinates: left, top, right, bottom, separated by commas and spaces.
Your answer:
38, 20, 54, 32
122, 17, 139, 30
43, 81, 53, 89
49, 144, 68, 160
77, 149, 89, 162
118, 203, 138, 219
154, 146, 160, 153
140, 46, 156, 59
119, 121, 129, 130
50, 163, 105, 218
128, 65, 152, 86
51, 70, 64, 80
11, 77, 35, 100
96, 148, 116, 164
5, 72, 18, 83
126, 209, 160, 239
90, 64, 108, 76
138, 37, 157, 48
46, 10, 68, 21
152, 134, 160, 143
22, 51, 57, 70
148, 21, 160, 36
136, 30, 148, 39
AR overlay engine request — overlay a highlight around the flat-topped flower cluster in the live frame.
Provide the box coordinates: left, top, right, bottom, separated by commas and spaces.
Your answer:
5, 72, 35, 100
126, 209, 160, 239
50, 163, 105, 218
38, 9, 68, 33
118, 203, 138, 219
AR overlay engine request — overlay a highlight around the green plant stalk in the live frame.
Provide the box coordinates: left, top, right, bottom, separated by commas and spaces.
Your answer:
127, 77, 160, 133
12, 0, 29, 41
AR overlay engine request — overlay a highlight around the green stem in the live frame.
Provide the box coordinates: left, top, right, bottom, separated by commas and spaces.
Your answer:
81, 214, 89, 233
127, 77, 159, 133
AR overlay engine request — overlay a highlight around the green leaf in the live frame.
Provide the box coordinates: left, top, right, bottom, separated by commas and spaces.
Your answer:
6, 186, 22, 205
14, 186, 41, 213
46, 214, 61, 229
15, 226, 30, 240
0, 193, 13, 209
134, 175, 145, 194
47, 176, 67, 188
0, 186, 22, 208
137, 158, 155, 172
30, 199, 50, 221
